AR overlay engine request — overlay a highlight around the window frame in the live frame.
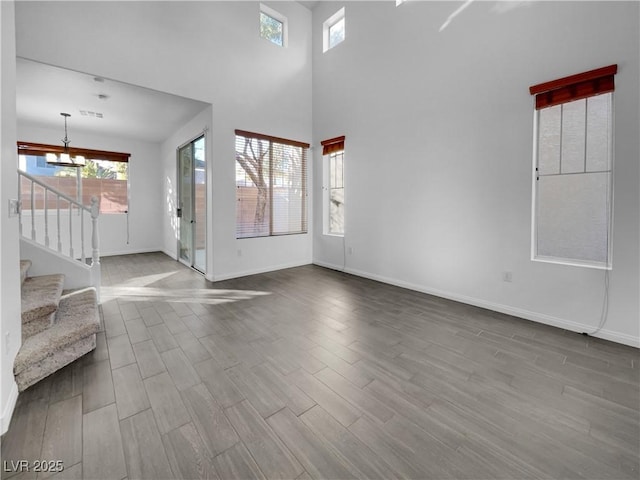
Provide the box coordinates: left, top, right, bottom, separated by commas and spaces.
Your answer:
17, 141, 130, 215
321, 136, 346, 236
327, 150, 345, 236
235, 130, 309, 239
529, 66, 616, 270
323, 7, 345, 52
259, 3, 288, 47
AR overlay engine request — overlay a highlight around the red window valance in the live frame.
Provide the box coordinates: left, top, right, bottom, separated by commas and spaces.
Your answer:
321, 136, 345, 155
17, 141, 130, 162
529, 64, 617, 110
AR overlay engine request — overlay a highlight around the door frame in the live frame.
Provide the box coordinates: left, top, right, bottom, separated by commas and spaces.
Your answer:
176, 133, 207, 274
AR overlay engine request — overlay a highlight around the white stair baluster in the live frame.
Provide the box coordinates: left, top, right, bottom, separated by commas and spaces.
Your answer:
81, 206, 85, 264
91, 197, 100, 266
69, 202, 74, 259
18, 174, 22, 236
44, 189, 50, 247
57, 194, 62, 253
30, 181, 35, 240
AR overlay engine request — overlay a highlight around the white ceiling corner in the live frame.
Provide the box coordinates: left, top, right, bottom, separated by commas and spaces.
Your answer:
297, 1, 320, 11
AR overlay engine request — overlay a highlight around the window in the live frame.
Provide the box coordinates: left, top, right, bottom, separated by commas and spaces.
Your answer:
530, 65, 616, 269
323, 7, 345, 52
235, 130, 308, 238
17, 142, 130, 214
260, 4, 287, 47
321, 136, 345, 235
36, 156, 56, 169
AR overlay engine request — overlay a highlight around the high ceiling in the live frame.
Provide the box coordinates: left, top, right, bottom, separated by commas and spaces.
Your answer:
17, 3, 319, 143
16, 58, 210, 144
297, 1, 319, 10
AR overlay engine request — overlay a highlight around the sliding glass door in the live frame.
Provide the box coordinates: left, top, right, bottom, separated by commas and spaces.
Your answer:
177, 135, 206, 273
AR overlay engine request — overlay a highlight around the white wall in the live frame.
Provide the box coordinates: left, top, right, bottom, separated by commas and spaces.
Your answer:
16, 1, 314, 281
312, 1, 639, 346
17, 123, 164, 256
0, 0, 21, 434
20, 238, 95, 291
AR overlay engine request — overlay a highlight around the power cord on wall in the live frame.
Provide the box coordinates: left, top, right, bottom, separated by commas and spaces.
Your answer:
583, 159, 613, 339
342, 234, 347, 272
583, 269, 610, 337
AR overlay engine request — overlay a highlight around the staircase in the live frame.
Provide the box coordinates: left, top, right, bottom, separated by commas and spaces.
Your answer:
14, 260, 100, 392
18, 169, 101, 297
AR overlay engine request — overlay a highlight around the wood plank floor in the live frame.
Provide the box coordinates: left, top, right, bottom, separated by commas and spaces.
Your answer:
2, 252, 638, 479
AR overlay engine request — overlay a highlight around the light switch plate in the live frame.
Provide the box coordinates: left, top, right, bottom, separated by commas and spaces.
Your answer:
8, 199, 20, 217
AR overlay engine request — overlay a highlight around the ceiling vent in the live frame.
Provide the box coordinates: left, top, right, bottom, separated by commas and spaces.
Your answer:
79, 110, 104, 119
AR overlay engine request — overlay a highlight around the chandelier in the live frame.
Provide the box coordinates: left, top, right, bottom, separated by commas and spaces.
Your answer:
46, 113, 86, 167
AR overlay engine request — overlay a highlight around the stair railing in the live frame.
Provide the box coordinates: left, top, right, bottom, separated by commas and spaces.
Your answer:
18, 170, 100, 267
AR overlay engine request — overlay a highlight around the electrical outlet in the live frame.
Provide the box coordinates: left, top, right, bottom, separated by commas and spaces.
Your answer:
348, 246, 353, 255
502, 271, 513, 283
237, 249, 242, 257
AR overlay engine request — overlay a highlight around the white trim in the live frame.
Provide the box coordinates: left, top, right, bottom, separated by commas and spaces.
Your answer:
1, 381, 19, 435
211, 260, 311, 282
101, 247, 165, 257
322, 152, 329, 235
323, 7, 345, 52
260, 3, 288, 47
325, 150, 345, 236
312, 259, 344, 272
531, 94, 615, 269
530, 107, 538, 262
161, 248, 178, 261
532, 255, 612, 271
323, 151, 346, 237
313, 262, 639, 348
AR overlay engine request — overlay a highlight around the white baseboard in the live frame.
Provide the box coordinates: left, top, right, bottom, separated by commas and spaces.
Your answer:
161, 249, 178, 261
312, 262, 639, 348
1, 381, 18, 435
312, 259, 346, 273
211, 260, 312, 282
101, 247, 165, 257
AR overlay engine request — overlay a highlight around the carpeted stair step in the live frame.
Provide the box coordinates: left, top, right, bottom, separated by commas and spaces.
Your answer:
14, 287, 100, 392
21, 273, 65, 338
20, 260, 31, 285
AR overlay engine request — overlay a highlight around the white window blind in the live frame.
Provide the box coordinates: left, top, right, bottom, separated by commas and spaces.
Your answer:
235, 130, 308, 239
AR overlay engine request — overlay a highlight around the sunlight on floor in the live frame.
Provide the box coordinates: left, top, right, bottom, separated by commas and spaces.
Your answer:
117, 271, 180, 287
101, 286, 272, 304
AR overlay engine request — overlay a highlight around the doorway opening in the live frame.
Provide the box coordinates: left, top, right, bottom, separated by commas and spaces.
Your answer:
177, 135, 206, 273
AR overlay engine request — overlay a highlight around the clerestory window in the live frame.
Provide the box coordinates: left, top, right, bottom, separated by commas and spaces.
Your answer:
260, 4, 287, 47
323, 8, 345, 52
